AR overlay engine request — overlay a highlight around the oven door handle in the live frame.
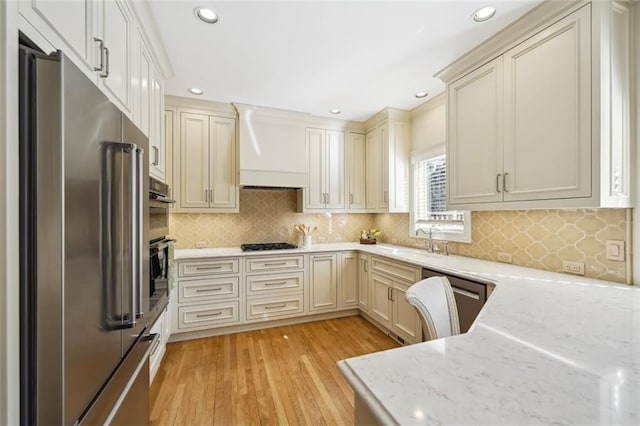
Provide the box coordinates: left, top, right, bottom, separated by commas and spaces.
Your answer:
149, 196, 176, 204
150, 238, 176, 251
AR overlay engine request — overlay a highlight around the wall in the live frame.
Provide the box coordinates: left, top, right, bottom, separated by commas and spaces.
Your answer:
1, 1, 20, 423
170, 189, 375, 249
376, 209, 631, 284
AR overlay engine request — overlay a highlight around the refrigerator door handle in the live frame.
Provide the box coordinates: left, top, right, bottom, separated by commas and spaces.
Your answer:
128, 144, 138, 325
136, 147, 144, 319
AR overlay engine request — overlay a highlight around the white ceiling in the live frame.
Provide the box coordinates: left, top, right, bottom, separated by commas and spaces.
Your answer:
150, 0, 543, 122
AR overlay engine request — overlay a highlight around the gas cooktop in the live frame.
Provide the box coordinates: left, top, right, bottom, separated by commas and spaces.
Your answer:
240, 242, 298, 252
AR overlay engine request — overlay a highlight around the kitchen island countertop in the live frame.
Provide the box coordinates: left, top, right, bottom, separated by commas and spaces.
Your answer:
175, 242, 640, 424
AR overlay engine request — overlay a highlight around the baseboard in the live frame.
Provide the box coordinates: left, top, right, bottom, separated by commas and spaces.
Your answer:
168, 309, 361, 343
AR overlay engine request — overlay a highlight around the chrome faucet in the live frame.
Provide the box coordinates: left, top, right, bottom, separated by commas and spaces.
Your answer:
415, 228, 434, 253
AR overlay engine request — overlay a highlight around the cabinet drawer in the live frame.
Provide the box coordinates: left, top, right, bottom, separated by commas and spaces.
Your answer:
246, 272, 304, 296
371, 256, 420, 283
178, 276, 239, 303
178, 258, 239, 277
246, 295, 304, 321
245, 255, 304, 273
178, 301, 240, 330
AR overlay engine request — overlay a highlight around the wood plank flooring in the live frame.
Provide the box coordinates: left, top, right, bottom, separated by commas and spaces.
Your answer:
150, 316, 399, 425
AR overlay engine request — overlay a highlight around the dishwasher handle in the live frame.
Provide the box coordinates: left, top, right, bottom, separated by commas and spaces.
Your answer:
452, 286, 480, 300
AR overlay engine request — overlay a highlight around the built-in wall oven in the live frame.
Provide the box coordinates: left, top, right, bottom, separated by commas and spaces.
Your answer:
149, 177, 174, 242
148, 177, 175, 322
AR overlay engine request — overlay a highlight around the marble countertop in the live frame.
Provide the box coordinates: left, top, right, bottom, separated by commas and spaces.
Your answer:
175, 242, 640, 424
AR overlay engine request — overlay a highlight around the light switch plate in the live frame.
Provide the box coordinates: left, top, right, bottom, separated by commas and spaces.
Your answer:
497, 252, 512, 263
606, 240, 625, 261
195, 241, 207, 249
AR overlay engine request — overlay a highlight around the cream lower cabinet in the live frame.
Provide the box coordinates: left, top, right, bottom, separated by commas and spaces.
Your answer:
339, 252, 359, 309
246, 255, 306, 322
368, 256, 422, 344
357, 254, 369, 312
172, 258, 241, 333
149, 305, 170, 384
309, 253, 338, 312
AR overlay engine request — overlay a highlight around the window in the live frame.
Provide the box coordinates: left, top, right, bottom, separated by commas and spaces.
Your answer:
411, 153, 471, 243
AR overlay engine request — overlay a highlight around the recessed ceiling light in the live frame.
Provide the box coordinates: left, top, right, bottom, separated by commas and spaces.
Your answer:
472, 6, 496, 22
195, 7, 219, 24
188, 87, 203, 95
329, 109, 341, 114
415, 91, 428, 99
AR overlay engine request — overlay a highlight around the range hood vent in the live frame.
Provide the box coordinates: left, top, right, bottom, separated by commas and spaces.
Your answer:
241, 185, 301, 191
234, 103, 309, 189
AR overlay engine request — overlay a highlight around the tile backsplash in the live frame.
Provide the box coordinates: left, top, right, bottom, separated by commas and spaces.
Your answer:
170, 190, 375, 249
170, 190, 631, 284
376, 209, 631, 284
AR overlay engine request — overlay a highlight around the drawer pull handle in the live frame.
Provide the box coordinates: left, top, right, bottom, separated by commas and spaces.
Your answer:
264, 281, 287, 286
196, 265, 223, 270
264, 304, 287, 309
196, 287, 223, 292
196, 311, 223, 318
264, 262, 287, 266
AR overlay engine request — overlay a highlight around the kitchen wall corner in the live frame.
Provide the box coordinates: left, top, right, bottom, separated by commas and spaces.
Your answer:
375, 209, 631, 284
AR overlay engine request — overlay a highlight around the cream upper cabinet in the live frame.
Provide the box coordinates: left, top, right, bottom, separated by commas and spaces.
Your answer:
339, 252, 358, 309
364, 112, 411, 213
365, 128, 381, 210
133, 30, 151, 136
149, 67, 165, 181
441, 2, 633, 210
346, 132, 367, 211
180, 113, 209, 209
178, 111, 237, 211
303, 128, 345, 211
309, 254, 338, 313
502, 6, 591, 202
448, 58, 503, 205
96, 0, 133, 115
18, 0, 97, 78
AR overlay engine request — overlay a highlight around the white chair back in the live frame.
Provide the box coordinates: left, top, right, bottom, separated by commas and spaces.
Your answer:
405, 276, 460, 341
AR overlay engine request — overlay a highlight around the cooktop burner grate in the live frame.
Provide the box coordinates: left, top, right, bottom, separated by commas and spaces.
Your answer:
240, 242, 298, 252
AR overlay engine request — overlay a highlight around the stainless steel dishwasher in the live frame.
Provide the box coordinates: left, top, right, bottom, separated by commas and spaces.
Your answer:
421, 268, 489, 333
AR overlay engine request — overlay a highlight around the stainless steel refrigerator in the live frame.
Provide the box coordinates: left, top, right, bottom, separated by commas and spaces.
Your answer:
19, 47, 157, 425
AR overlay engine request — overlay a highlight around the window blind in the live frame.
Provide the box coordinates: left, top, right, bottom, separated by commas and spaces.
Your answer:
414, 155, 465, 233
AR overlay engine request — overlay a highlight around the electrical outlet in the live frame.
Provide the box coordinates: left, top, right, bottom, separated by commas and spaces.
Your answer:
497, 252, 512, 263
317, 236, 326, 243
391, 238, 398, 245
195, 241, 207, 249
562, 261, 585, 276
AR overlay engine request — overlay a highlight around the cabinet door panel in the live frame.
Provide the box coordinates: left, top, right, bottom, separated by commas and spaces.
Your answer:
392, 284, 421, 344
503, 6, 591, 201
209, 117, 237, 208
379, 124, 389, 209
22, 0, 96, 74
325, 130, 345, 209
358, 255, 369, 311
306, 128, 325, 209
99, 0, 132, 113
448, 58, 503, 205
309, 254, 338, 312
347, 133, 367, 210
149, 69, 164, 181
365, 129, 381, 210
134, 31, 151, 137
180, 113, 209, 208
369, 273, 392, 328
339, 252, 358, 309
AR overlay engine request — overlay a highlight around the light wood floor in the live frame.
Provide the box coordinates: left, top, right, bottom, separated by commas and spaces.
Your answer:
150, 315, 399, 425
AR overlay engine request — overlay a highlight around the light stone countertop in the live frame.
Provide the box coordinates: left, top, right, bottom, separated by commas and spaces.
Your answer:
175, 243, 640, 424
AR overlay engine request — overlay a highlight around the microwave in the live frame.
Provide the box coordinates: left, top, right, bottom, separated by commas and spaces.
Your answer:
149, 177, 175, 241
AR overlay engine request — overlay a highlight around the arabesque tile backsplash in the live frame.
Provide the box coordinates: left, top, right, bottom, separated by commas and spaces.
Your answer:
170, 190, 631, 284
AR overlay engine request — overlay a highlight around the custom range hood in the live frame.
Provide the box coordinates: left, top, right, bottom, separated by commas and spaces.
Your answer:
234, 103, 309, 189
